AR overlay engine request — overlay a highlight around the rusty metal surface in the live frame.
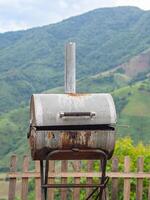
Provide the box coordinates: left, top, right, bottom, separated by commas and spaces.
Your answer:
29, 43, 117, 165
29, 129, 115, 160
67, 93, 89, 97
30, 93, 117, 127
41, 183, 107, 188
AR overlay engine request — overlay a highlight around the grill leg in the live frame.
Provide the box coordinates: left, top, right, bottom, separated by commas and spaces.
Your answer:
86, 154, 108, 200
40, 160, 49, 200
44, 159, 49, 200
40, 161, 45, 200
40, 150, 109, 200
98, 158, 107, 200
85, 186, 99, 200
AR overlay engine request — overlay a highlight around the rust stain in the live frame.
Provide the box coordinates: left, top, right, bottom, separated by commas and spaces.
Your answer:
60, 131, 92, 148
85, 131, 91, 146
47, 132, 52, 139
60, 131, 73, 147
29, 134, 35, 149
67, 93, 90, 97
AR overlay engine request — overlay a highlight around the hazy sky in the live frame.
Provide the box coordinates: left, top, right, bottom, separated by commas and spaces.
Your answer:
0, 0, 150, 33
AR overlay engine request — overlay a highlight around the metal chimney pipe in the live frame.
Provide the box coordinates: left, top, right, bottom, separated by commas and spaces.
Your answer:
65, 42, 76, 93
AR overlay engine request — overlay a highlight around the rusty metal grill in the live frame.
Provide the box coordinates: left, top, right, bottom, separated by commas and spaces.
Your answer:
28, 42, 117, 200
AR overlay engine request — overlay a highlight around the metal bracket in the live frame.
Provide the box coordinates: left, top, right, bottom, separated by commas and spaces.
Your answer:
40, 149, 108, 200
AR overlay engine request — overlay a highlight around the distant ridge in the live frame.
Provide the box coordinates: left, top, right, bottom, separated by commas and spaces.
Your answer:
0, 6, 150, 171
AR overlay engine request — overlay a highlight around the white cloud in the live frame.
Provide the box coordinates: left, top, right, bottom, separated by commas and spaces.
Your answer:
59, 0, 68, 9
0, 0, 115, 33
115, 0, 150, 10
0, 0, 150, 33
0, 21, 29, 33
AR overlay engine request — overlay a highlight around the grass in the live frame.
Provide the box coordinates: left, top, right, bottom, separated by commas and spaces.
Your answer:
117, 115, 150, 144
113, 79, 150, 144
0, 76, 150, 171
122, 91, 150, 117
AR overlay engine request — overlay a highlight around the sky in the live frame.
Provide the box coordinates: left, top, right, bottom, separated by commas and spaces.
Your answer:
0, 0, 150, 33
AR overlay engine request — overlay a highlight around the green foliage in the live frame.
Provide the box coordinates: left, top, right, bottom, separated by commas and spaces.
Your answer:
114, 137, 150, 171
0, 79, 150, 172
22, 137, 150, 200
77, 72, 129, 93
95, 137, 150, 200
0, 7, 150, 200
113, 137, 150, 200
0, 6, 150, 173
130, 70, 150, 84
115, 68, 125, 74
28, 179, 35, 200
114, 96, 129, 114
0, 6, 150, 113
113, 79, 150, 144
0, 106, 29, 171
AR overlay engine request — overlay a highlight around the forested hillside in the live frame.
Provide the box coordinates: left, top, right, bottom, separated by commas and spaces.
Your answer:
0, 6, 150, 113
0, 6, 150, 171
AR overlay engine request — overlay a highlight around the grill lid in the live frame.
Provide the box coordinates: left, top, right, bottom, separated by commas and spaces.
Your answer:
30, 93, 117, 127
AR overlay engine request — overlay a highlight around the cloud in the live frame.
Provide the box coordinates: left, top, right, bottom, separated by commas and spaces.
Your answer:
0, 0, 149, 33
115, 0, 150, 10
0, 0, 116, 32
0, 21, 29, 33
0, 0, 62, 32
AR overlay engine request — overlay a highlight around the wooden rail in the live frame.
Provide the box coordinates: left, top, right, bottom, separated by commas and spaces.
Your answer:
7, 155, 150, 200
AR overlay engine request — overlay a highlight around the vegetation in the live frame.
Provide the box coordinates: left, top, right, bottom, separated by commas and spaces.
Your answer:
0, 106, 29, 171
0, 6, 150, 113
0, 6, 150, 173
8, 137, 149, 200
0, 78, 150, 172
113, 79, 150, 143
109, 137, 150, 200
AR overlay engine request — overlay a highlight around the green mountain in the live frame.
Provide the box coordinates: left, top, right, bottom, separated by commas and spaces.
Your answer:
0, 77, 150, 171
0, 6, 150, 171
0, 6, 150, 113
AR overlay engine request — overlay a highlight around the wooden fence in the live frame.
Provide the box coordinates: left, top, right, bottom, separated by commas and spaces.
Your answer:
7, 155, 150, 200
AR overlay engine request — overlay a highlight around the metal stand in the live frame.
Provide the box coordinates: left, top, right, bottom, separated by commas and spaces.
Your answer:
40, 149, 109, 200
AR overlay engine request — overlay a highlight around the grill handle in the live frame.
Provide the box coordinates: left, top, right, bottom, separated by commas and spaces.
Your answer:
59, 112, 96, 119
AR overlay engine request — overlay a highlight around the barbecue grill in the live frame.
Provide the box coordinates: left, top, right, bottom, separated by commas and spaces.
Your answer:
28, 42, 117, 200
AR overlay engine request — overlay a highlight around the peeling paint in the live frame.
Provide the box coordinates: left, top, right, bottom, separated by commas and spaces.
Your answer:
29, 129, 115, 160
67, 93, 90, 97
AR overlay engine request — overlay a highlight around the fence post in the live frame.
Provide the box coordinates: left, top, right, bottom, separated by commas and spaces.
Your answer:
21, 155, 29, 200
61, 160, 68, 200
73, 160, 81, 199
7, 154, 150, 199
86, 160, 93, 198
112, 157, 119, 200
148, 179, 150, 200
123, 156, 131, 200
48, 161, 55, 200
8, 155, 17, 200
35, 161, 41, 200
136, 157, 144, 200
